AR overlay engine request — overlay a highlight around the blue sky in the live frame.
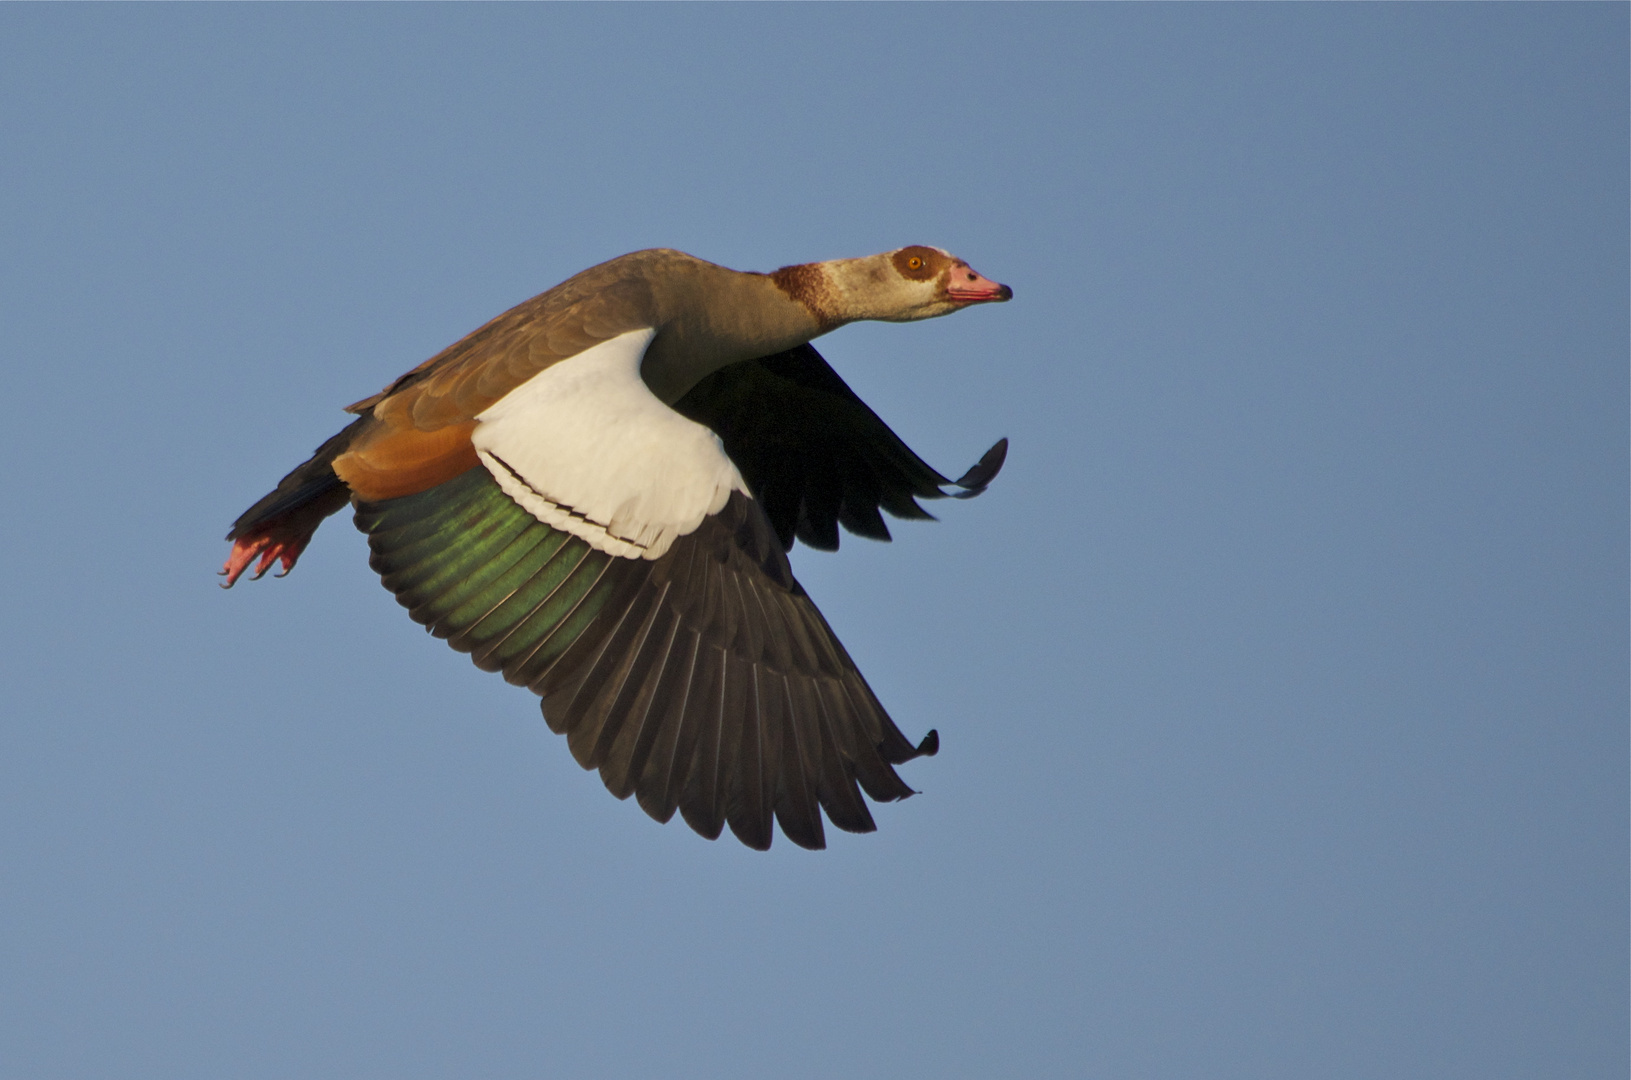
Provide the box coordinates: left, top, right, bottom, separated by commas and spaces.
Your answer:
1, 6, 1624, 1078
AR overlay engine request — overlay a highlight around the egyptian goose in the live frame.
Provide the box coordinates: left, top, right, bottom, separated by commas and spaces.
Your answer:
222, 246, 1011, 850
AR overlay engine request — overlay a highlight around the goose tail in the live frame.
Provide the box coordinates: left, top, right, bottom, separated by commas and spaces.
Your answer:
220, 418, 367, 587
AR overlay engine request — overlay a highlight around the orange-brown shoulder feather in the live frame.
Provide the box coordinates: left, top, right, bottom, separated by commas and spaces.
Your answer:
334, 260, 660, 502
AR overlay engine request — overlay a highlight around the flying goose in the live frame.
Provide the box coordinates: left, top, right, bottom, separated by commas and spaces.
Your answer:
223, 245, 1011, 850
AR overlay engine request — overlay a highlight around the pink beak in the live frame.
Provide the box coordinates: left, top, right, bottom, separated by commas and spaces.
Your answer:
945, 262, 1013, 305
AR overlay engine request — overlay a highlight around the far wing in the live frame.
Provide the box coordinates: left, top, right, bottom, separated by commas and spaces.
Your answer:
673, 344, 1007, 551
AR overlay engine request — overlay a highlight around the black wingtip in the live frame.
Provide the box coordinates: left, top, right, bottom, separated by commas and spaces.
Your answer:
916, 729, 940, 757
950, 437, 1008, 497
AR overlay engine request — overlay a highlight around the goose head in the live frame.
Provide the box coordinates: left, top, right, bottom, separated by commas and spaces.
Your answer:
774, 245, 1012, 327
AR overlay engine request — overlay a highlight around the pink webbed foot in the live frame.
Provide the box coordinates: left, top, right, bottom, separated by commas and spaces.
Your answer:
219, 530, 312, 588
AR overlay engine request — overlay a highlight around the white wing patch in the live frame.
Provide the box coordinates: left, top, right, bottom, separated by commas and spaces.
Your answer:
472, 327, 747, 560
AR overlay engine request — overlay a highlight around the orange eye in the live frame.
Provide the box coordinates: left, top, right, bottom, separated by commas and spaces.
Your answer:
907, 256, 923, 270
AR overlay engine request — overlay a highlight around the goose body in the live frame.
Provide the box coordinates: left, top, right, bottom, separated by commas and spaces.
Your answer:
223, 245, 1011, 850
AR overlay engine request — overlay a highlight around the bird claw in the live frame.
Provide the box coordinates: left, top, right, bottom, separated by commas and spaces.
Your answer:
219, 532, 308, 588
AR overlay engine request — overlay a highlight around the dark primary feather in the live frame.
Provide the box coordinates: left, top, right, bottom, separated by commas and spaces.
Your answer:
355, 467, 936, 851
674, 344, 1007, 552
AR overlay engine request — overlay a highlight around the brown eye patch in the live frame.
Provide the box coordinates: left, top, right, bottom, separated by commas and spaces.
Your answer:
891, 246, 946, 281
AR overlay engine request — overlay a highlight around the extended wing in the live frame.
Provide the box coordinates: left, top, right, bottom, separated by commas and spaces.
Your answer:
356, 467, 936, 850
